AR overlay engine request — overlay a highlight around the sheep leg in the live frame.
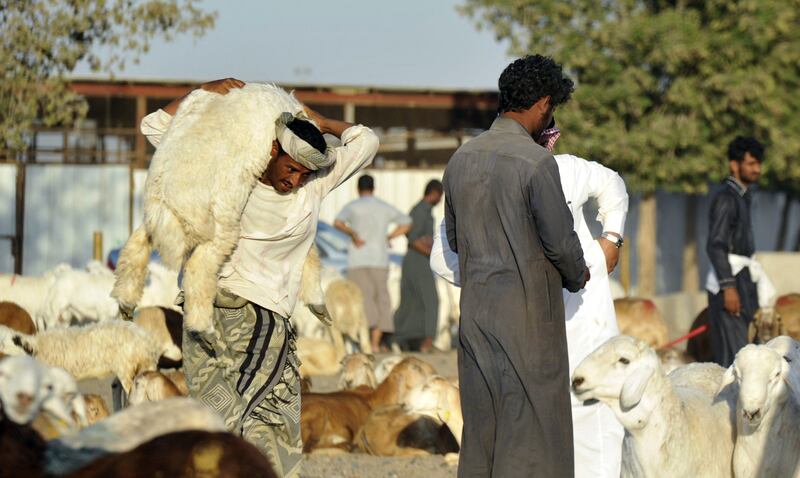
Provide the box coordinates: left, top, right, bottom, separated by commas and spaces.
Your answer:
182, 241, 226, 336
112, 225, 153, 318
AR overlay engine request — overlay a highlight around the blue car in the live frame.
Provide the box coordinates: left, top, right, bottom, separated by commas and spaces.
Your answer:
107, 221, 404, 274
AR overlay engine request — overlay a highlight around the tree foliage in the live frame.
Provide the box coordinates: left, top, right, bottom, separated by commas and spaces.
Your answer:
460, 0, 800, 194
1, 0, 216, 153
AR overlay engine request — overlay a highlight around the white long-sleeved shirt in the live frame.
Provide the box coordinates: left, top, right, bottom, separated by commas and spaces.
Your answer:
431, 154, 628, 288
140, 106, 379, 316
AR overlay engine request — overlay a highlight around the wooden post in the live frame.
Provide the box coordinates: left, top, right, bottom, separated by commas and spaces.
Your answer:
134, 95, 147, 168
406, 130, 418, 167
637, 193, 657, 296
682, 195, 699, 292
13, 163, 26, 274
621, 239, 631, 296
343, 102, 356, 123
93, 231, 103, 262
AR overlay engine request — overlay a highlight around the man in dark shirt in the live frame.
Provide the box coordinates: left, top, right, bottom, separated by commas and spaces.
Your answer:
394, 180, 443, 352
706, 136, 764, 367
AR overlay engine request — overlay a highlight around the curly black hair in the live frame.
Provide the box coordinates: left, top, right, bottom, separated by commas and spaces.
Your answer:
727, 136, 765, 163
286, 118, 327, 154
498, 55, 575, 113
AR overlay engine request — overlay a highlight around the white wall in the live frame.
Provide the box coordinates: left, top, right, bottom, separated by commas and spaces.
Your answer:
21, 165, 130, 275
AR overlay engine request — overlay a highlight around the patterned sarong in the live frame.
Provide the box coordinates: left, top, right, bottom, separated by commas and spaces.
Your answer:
181, 289, 303, 477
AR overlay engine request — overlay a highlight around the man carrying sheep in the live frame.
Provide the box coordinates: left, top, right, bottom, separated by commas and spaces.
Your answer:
442, 56, 589, 477
139, 78, 379, 477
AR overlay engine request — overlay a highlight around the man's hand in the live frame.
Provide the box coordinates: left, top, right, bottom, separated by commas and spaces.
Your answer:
583, 267, 591, 286
723, 287, 741, 316
352, 235, 366, 248
201, 77, 245, 95
598, 237, 620, 273
162, 77, 245, 115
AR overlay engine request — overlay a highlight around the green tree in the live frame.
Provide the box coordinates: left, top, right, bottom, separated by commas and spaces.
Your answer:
461, 0, 800, 289
460, 0, 800, 194
0, 0, 216, 153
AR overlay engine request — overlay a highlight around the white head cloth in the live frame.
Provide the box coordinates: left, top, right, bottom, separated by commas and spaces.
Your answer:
275, 112, 336, 170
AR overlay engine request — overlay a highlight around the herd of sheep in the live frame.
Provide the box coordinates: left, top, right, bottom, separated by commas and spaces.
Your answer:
1, 259, 800, 477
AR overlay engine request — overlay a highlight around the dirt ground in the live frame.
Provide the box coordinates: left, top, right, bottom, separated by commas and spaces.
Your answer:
78, 350, 460, 478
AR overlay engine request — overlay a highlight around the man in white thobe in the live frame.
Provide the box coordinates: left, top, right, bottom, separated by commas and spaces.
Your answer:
432, 150, 628, 478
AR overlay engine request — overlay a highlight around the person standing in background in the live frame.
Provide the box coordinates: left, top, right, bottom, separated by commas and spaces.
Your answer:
706, 136, 764, 367
334, 175, 412, 352
393, 179, 443, 352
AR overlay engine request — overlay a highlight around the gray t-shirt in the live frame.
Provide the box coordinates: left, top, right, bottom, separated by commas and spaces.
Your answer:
336, 196, 411, 269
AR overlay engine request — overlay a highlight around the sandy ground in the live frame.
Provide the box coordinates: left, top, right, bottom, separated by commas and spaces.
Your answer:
77, 350, 460, 478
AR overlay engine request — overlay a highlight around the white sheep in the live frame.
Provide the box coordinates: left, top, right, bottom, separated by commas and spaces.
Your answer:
571, 335, 737, 477
112, 83, 318, 338
3, 321, 179, 393
718, 343, 800, 478
0, 355, 49, 424
40, 262, 181, 330
45, 397, 227, 475
30, 366, 88, 439
0, 263, 71, 327
40, 265, 119, 329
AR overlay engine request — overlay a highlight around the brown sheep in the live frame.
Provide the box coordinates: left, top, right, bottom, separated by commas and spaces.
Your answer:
748, 307, 785, 344
776, 293, 800, 339
614, 297, 669, 348
0, 301, 36, 335
338, 353, 377, 390
67, 431, 277, 478
301, 357, 436, 452
81, 394, 110, 425
355, 404, 455, 457
133, 307, 183, 368
162, 369, 190, 396
128, 371, 186, 405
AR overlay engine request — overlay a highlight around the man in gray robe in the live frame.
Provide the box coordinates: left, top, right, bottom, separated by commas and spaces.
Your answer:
443, 55, 588, 477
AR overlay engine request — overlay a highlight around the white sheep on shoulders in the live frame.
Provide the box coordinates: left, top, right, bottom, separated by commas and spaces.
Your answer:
719, 341, 800, 478
112, 83, 323, 339
571, 335, 737, 477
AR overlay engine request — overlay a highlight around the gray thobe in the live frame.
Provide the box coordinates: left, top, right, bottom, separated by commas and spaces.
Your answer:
443, 117, 586, 478
394, 200, 439, 349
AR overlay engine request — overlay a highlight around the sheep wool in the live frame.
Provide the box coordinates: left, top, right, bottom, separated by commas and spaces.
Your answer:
112, 83, 309, 336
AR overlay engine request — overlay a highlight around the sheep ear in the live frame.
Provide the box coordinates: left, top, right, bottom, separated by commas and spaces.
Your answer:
620, 365, 655, 410
717, 365, 736, 396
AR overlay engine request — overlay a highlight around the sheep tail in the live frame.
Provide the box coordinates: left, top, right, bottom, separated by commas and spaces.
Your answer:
112, 225, 152, 319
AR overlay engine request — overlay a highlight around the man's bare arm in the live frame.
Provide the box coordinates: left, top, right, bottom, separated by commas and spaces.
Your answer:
387, 224, 412, 241
410, 236, 434, 257
333, 219, 365, 248
304, 107, 354, 138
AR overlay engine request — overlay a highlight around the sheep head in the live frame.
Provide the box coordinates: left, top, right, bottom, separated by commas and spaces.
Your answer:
41, 366, 85, 430
338, 353, 377, 390
722, 344, 793, 429
572, 336, 660, 413
0, 356, 48, 424
406, 375, 458, 420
